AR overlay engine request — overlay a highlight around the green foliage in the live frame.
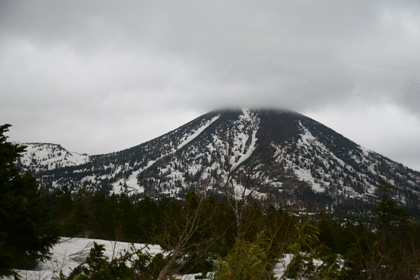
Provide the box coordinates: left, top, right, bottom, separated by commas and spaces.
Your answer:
360, 181, 420, 279
5, 122, 420, 278
371, 181, 411, 255
0, 124, 60, 276
44, 180, 420, 279
285, 219, 343, 279
212, 235, 273, 280
314, 182, 420, 279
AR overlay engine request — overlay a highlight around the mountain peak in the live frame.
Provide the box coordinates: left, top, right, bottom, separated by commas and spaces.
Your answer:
18, 142, 90, 172
20, 109, 420, 211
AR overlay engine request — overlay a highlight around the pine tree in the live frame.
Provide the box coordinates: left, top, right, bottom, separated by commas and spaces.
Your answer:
371, 181, 410, 256
0, 124, 60, 277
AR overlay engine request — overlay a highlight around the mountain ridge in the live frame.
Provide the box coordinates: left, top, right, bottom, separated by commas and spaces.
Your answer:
18, 109, 420, 211
17, 142, 90, 172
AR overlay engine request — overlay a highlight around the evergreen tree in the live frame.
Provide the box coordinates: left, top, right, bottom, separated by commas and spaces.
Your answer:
0, 124, 59, 277
371, 181, 410, 256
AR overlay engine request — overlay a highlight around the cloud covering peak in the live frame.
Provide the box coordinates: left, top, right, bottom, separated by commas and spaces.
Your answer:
1, 0, 420, 170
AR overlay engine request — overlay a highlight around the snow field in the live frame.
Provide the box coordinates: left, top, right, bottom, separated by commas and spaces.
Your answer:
3, 237, 326, 280
2, 238, 162, 280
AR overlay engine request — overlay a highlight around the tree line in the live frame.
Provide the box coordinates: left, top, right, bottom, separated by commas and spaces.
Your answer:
42, 183, 420, 279
2, 123, 420, 279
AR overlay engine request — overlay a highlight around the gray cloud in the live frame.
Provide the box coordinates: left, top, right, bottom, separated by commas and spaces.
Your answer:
1, 0, 420, 170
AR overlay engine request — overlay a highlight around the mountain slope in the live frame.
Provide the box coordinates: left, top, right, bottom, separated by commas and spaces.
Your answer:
17, 143, 90, 172
19, 109, 420, 210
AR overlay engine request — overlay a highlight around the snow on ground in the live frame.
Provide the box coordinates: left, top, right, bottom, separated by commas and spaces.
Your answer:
2, 237, 326, 280
2, 238, 162, 280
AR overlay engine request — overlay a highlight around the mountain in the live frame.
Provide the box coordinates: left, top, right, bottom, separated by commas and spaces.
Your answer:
17, 143, 90, 172
18, 109, 420, 211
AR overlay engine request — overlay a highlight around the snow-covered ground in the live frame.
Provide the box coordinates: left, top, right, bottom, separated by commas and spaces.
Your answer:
2, 237, 299, 280
1, 238, 162, 280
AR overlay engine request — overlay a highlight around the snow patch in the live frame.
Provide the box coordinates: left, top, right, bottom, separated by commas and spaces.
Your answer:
294, 168, 324, 192
4, 238, 162, 280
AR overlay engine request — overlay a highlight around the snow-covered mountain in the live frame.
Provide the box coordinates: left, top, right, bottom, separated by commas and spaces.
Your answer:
17, 143, 90, 172
19, 109, 420, 210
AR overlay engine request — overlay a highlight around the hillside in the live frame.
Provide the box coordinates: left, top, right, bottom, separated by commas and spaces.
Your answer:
19, 109, 420, 211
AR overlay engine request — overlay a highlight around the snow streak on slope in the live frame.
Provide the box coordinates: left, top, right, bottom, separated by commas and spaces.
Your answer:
230, 109, 259, 171
111, 114, 220, 195
111, 159, 158, 194
178, 115, 220, 150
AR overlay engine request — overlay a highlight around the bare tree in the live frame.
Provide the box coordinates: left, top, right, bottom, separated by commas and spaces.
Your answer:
156, 188, 206, 280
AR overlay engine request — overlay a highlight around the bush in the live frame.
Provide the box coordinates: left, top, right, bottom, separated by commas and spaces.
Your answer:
0, 124, 60, 277
212, 235, 273, 280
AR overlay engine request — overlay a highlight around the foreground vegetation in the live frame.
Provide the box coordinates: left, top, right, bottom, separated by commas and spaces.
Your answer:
2, 124, 420, 279
42, 184, 420, 280
0, 125, 60, 278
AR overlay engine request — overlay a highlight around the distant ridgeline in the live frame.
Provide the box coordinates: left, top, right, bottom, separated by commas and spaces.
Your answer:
18, 109, 420, 216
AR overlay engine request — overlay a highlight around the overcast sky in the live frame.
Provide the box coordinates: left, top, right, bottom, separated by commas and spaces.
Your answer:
1, 0, 420, 171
